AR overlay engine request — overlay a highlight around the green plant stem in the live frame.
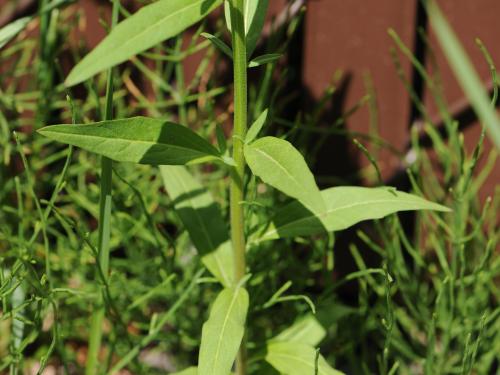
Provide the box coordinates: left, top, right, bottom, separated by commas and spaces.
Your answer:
229, 0, 247, 374
85, 2, 118, 374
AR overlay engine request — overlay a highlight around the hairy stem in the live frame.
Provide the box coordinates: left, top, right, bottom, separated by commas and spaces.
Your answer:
85, 2, 118, 374
229, 0, 248, 374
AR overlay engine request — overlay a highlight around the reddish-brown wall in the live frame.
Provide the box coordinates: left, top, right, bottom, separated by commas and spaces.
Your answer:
302, 0, 499, 197
303, 0, 416, 180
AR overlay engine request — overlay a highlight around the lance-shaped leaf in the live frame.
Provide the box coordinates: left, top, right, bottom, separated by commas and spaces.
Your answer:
244, 0, 269, 57
245, 108, 268, 144
160, 166, 234, 286
65, 0, 222, 86
201, 32, 233, 59
38, 117, 221, 165
266, 342, 344, 375
248, 53, 281, 68
198, 287, 249, 375
244, 136, 326, 214
254, 186, 451, 242
0, 17, 31, 49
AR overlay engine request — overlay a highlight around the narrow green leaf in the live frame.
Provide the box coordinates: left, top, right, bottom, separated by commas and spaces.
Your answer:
38, 117, 221, 165
426, 0, 500, 149
271, 315, 326, 347
224, 0, 269, 57
0, 0, 71, 49
245, 0, 269, 57
65, 0, 222, 86
248, 53, 281, 68
244, 136, 326, 214
0, 17, 31, 49
254, 186, 451, 242
198, 287, 249, 375
201, 32, 233, 59
266, 342, 344, 375
224, 1, 232, 32
245, 108, 268, 144
160, 166, 234, 286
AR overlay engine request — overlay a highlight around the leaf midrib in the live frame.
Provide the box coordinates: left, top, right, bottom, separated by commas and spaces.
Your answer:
75, 0, 207, 77
262, 197, 442, 239
250, 146, 309, 199
210, 289, 241, 374
41, 130, 218, 157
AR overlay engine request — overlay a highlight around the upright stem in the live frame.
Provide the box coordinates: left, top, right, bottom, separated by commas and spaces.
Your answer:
85, 2, 118, 374
229, 0, 247, 374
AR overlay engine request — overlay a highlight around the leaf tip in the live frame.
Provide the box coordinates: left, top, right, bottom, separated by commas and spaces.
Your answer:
36, 127, 48, 135
64, 71, 80, 88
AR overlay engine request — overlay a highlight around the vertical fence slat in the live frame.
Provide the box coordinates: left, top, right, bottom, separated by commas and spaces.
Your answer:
302, 0, 418, 181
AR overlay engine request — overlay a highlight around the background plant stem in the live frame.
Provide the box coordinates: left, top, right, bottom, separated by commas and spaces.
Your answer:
85, 1, 118, 374
229, 0, 248, 374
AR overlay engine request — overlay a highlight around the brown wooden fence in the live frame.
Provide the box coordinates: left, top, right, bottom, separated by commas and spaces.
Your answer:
302, 0, 499, 199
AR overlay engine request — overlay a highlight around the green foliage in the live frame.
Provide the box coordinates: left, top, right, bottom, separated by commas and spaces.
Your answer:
0, 17, 31, 49
201, 32, 233, 59
244, 0, 269, 58
38, 117, 222, 165
198, 286, 249, 375
224, 0, 269, 57
245, 136, 326, 213
245, 108, 268, 144
0, 0, 73, 50
248, 53, 282, 68
161, 165, 234, 286
1, 0, 498, 374
65, 0, 223, 86
253, 186, 450, 242
265, 342, 344, 375
271, 314, 326, 347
